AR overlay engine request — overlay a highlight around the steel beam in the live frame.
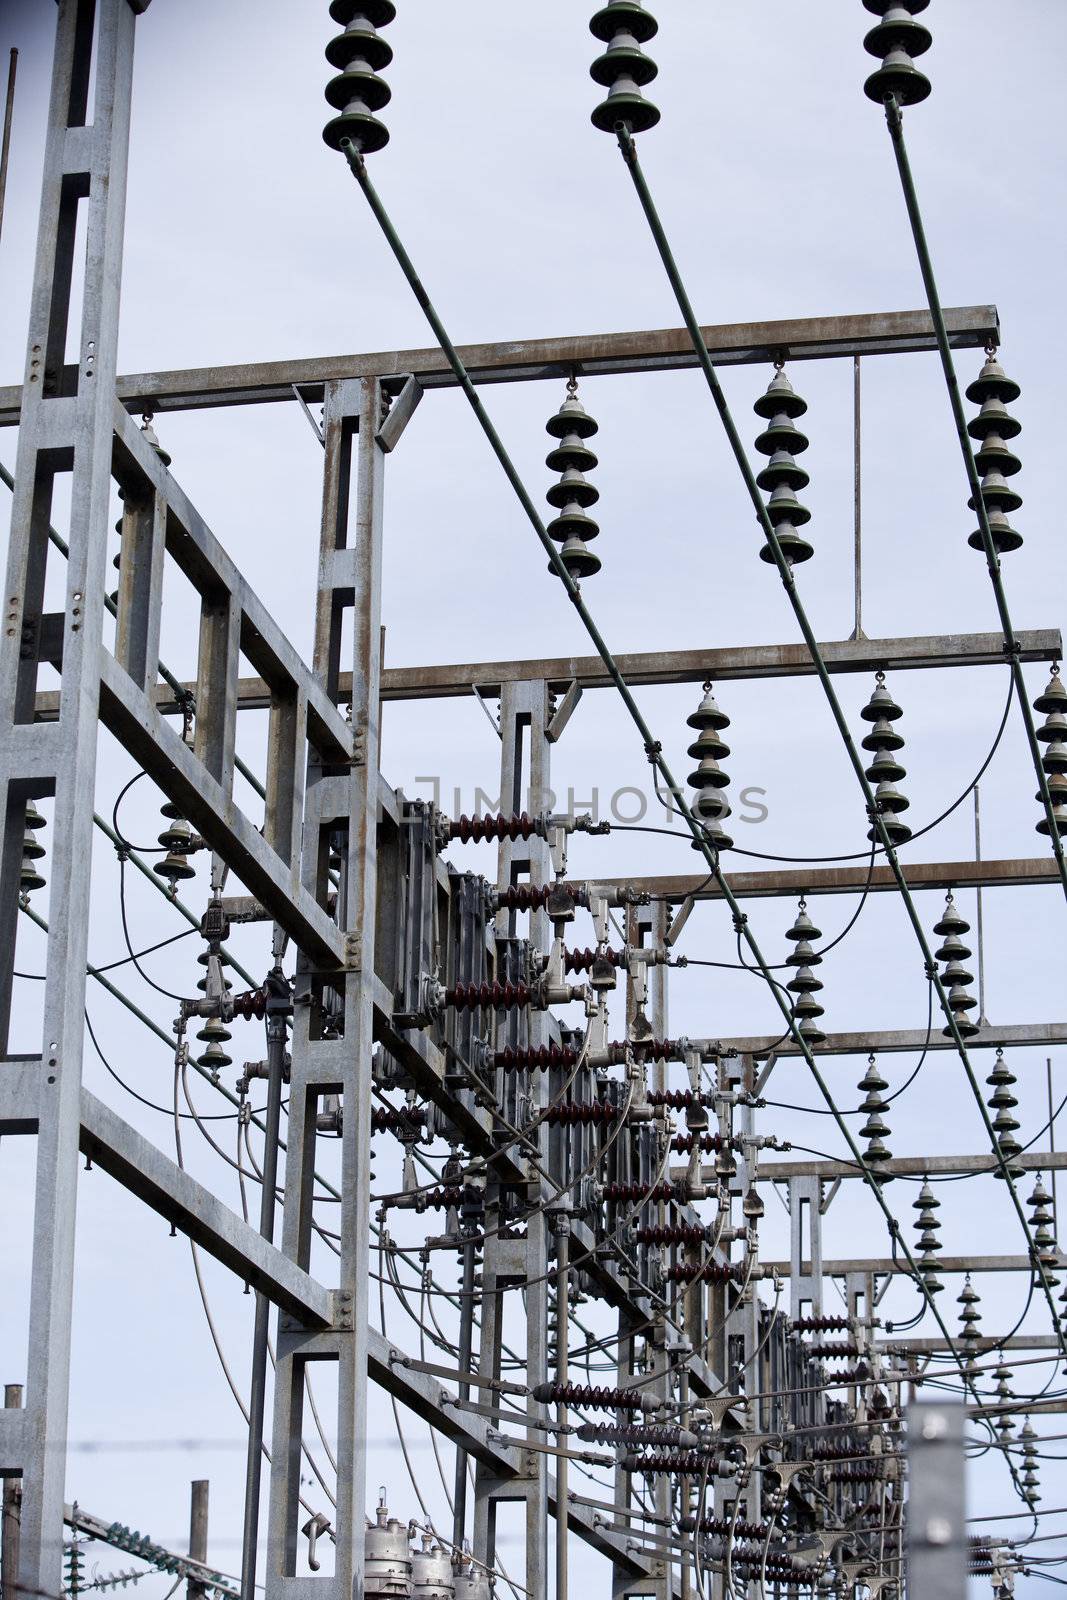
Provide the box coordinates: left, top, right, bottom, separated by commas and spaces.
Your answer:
0, 307, 999, 422
375, 629, 1058, 702
763, 1255, 1034, 1276
881, 1336, 1060, 1353
698, 1021, 1067, 1059
621, 855, 1063, 906
46, 629, 1054, 720
78, 1088, 332, 1327
753, 1151, 1067, 1182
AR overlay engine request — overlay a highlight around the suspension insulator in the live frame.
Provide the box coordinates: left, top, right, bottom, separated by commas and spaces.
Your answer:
322, 0, 396, 155
861, 671, 912, 848
576, 1422, 698, 1448
754, 368, 814, 566
589, 2, 660, 136
632, 1223, 710, 1246
542, 1101, 621, 1127
532, 1381, 645, 1411
966, 354, 1024, 553
494, 1044, 581, 1073
444, 982, 534, 1012
862, 0, 932, 108
447, 812, 543, 844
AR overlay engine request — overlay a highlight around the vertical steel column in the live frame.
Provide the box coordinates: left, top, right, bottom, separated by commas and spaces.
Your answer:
788, 1177, 823, 1318
265, 377, 383, 1600
905, 1403, 966, 1600
0, 5, 138, 1594
472, 681, 552, 1599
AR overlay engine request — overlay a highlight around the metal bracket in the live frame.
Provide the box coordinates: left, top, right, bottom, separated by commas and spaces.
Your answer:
546, 679, 582, 744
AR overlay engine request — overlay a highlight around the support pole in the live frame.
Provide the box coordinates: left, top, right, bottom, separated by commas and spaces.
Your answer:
852, 355, 864, 640
554, 1217, 570, 1600
906, 1402, 966, 1600
0, 49, 16, 245
240, 971, 289, 1600
187, 1480, 208, 1600
451, 1237, 477, 1554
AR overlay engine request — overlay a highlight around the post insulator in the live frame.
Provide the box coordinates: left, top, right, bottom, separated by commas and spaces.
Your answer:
576, 1422, 697, 1447
447, 812, 543, 844
444, 982, 534, 1012
532, 1381, 646, 1411
665, 1262, 744, 1284
370, 1105, 426, 1135
621, 1450, 716, 1475
494, 1044, 581, 1072
542, 1101, 621, 1127
563, 946, 626, 974
601, 1182, 677, 1204
632, 1223, 709, 1246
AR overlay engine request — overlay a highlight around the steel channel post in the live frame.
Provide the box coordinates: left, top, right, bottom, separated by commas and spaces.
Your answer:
0, 3, 137, 1592
240, 980, 290, 1600
264, 377, 382, 1600
788, 1177, 824, 1320
905, 1403, 967, 1600
487, 680, 552, 1598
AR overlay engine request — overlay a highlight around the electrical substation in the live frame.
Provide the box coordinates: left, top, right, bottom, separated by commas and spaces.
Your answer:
1, 2, 1065, 1598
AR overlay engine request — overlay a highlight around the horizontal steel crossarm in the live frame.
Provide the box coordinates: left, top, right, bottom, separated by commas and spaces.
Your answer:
78, 1087, 332, 1326
880, 1336, 1061, 1353
0, 307, 998, 421
699, 1021, 1067, 1058
366, 1329, 655, 1580
621, 855, 1063, 905
39, 629, 1055, 718
753, 1151, 1067, 1182
764, 1254, 1034, 1276
375, 629, 1060, 702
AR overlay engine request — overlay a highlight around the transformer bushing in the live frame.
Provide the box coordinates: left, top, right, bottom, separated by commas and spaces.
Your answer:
365, 1499, 414, 1599
411, 1536, 456, 1600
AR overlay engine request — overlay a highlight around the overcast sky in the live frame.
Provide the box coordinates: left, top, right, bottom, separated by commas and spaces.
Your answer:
2, 1, 1066, 1595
